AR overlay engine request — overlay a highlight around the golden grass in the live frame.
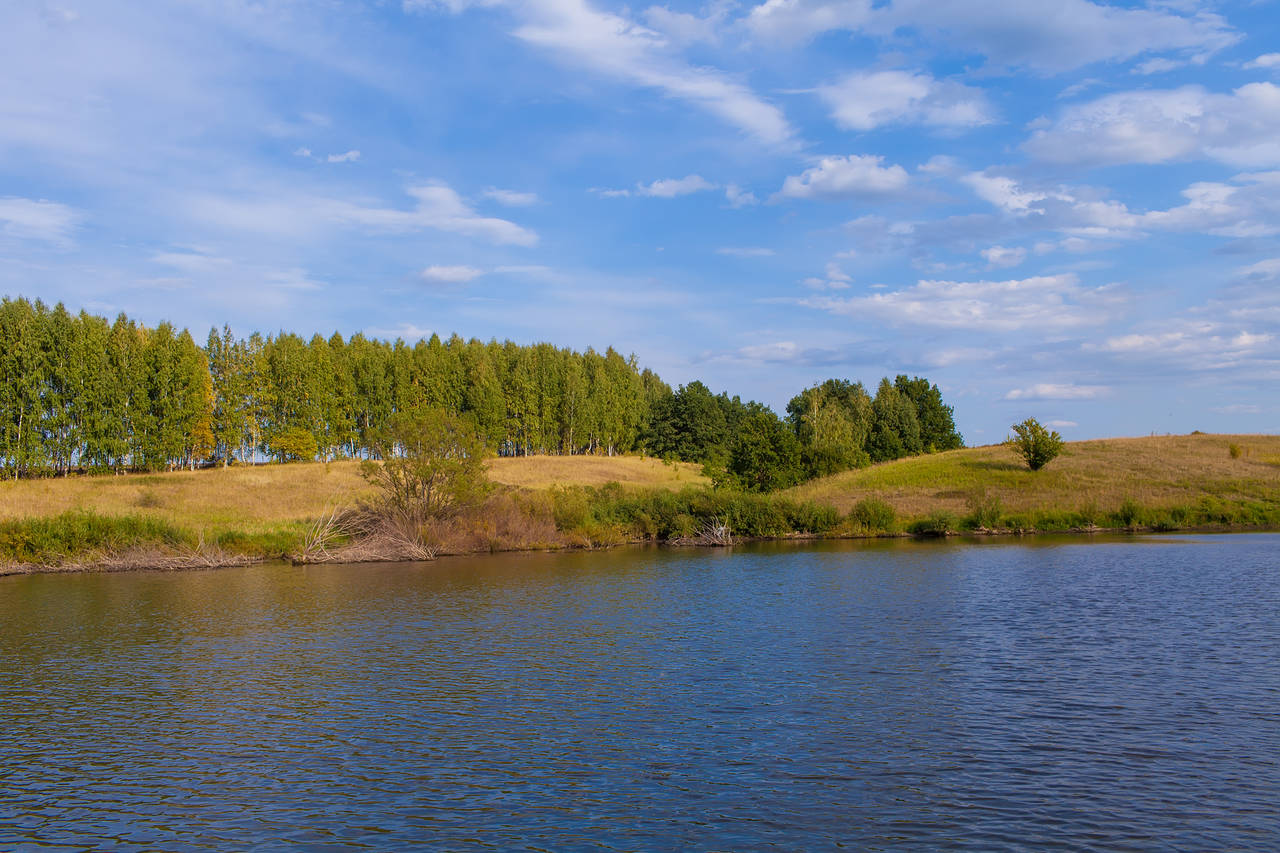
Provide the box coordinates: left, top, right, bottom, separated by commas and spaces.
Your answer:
787, 433, 1280, 518
0, 454, 705, 537
0, 461, 372, 537
485, 454, 708, 490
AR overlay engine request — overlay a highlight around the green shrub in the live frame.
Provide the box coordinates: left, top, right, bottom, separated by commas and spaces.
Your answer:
964, 489, 1003, 529
1006, 417, 1065, 471
1228, 443, 1242, 459
849, 498, 897, 533
1116, 498, 1143, 528
908, 511, 955, 536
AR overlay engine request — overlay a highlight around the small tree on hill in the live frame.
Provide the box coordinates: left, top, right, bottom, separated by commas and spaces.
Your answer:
1007, 418, 1064, 471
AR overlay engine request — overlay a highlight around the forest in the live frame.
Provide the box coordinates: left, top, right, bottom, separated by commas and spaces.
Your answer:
0, 297, 963, 489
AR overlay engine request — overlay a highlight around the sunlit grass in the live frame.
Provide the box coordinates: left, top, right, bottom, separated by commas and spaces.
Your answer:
786, 433, 1280, 517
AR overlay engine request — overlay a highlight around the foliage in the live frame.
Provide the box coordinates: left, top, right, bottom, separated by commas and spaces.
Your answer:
867, 378, 923, 463
270, 426, 319, 463
1006, 417, 1065, 471
908, 511, 956, 536
964, 489, 1003, 529
894, 375, 964, 452
727, 411, 805, 492
849, 497, 897, 533
360, 409, 490, 524
1229, 443, 1242, 459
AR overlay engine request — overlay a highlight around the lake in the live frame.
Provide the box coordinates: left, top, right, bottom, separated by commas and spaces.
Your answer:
2, 534, 1278, 850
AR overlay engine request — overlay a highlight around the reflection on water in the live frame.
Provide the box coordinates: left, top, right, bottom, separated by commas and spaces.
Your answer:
2, 535, 1278, 850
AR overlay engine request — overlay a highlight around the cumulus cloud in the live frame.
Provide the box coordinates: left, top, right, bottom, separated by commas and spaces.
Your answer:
777, 155, 909, 200
724, 184, 758, 207
482, 187, 539, 206
0, 197, 81, 244
1004, 383, 1109, 400
818, 70, 994, 131
421, 264, 485, 283
639, 174, 715, 197
1026, 83, 1280, 167
982, 245, 1026, 269
801, 273, 1116, 332
1244, 54, 1280, 70
746, 0, 1236, 73
327, 149, 361, 163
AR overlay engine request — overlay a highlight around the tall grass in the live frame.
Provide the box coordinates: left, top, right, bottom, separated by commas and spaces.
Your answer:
0, 512, 191, 564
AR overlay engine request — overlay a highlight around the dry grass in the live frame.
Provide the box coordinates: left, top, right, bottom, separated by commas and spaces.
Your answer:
485, 454, 708, 490
787, 433, 1280, 518
0, 461, 372, 537
0, 454, 704, 539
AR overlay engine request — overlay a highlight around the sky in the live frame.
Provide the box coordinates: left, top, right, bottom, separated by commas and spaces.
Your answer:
1, 0, 1278, 444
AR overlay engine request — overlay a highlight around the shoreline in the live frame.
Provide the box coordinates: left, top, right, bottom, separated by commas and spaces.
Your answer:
5, 522, 1276, 578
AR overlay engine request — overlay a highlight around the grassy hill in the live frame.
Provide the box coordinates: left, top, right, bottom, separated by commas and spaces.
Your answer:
787, 433, 1280, 520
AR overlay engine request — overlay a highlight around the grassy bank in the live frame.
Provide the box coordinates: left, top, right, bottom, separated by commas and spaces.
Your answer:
789, 433, 1280, 532
1, 434, 1277, 572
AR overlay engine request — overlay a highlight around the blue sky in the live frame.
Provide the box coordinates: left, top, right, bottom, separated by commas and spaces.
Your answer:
2, 0, 1278, 443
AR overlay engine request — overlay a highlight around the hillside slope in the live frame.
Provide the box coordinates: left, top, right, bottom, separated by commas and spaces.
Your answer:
786, 434, 1280, 518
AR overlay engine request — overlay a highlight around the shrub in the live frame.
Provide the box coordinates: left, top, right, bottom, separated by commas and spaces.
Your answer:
0, 512, 189, 564
965, 489, 1003, 529
1116, 498, 1142, 528
1229, 443, 1242, 459
1006, 417, 1065, 471
849, 498, 897, 533
909, 512, 955, 536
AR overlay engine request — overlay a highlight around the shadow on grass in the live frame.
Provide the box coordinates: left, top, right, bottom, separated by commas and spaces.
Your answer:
966, 460, 1025, 472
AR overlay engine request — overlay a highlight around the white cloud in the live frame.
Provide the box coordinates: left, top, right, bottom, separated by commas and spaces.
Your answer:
746, 0, 1236, 73
191, 183, 539, 246
0, 197, 81, 243
1004, 383, 1108, 400
777, 155, 909, 200
963, 173, 1050, 213
482, 187, 539, 206
1047, 420, 1079, 428
150, 250, 232, 273
638, 174, 715, 197
293, 147, 313, 158
818, 70, 994, 131
1026, 83, 1280, 168
327, 149, 361, 163
1141, 172, 1280, 238
421, 264, 485, 283
982, 245, 1026, 269
1244, 53, 1280, 70
1210, 404, 1260, 415
824, 261, 850, 282
802, 273, 1115, 332
1132, 57, 1182, 75
724, 184, 758, 207
641, 4, 726, 46
505, 0, 794, 145
717, 247, 774, 257
736, 340, 801, 362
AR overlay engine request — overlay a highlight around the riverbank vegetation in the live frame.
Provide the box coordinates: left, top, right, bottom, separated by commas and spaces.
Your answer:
2, 433, 1277, 572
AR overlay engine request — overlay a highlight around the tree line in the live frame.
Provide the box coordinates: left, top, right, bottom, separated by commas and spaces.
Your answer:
0, 297, 962, 486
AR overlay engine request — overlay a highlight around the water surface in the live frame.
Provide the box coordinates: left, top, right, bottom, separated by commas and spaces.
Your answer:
2, 534, 1278, 850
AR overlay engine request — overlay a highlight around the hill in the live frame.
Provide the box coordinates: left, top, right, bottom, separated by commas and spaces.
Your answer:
787, 433, 1280, 520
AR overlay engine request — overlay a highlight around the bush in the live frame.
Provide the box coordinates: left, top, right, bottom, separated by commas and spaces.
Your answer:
1006, 417, 1065, 471
1116, 498, 1142, 528
849, 498, 897, 533
0, 512, 189, 564
909, 512, 955, 536
1229, 443, 1242, 459
965, 489, 1003, 529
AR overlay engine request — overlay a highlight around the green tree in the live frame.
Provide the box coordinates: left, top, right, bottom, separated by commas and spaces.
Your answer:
894, 375, 963, 452
728, 411, 804, 492
867, 377, 922, 463
361, 408, 490, 522
270, 425, 319, 463
1006, 417, 1064, 471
